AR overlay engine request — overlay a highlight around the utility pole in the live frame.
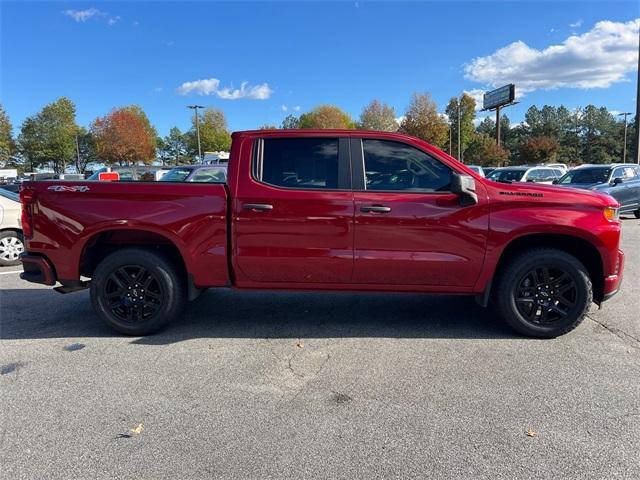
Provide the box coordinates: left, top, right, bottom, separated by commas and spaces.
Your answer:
618, 112, 633, 163
457, 99, 461, 162
634, 27, 640, 164
448, 122, 452, 156
75, 134, 81, 171
187, 105, 205, 161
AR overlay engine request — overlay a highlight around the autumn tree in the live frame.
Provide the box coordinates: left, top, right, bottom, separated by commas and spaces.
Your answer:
0, 104, 15, 165
464, 134, 509, 167
445, 93, 476, 161
281, 114, 300, 129
92, 107, 157, 165
298, 105, 356, 129
17, 97, 78, 173
188, 108, 231, 156
358, 100, 397, 131
158, 127, 189, 165
398, 93, 448, 147
519, 136, 560, 164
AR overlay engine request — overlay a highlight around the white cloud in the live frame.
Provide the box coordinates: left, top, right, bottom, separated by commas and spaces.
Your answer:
438, 112, 450, 123
63, 8, 120, 25
293, 105, 301, 112
569, 19, 583, 28
395, 116, 405, 125
464, 19, 640, 93
63, 8, 103, 22
177, 78, 273, 100
153, 87, 163, 93
281, 105, 288, 112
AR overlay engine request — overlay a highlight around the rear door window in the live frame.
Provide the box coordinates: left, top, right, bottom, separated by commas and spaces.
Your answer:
258, 138, 339, 189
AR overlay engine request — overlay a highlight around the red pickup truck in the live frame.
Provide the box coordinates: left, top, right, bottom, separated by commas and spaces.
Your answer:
19, 130, 624, 338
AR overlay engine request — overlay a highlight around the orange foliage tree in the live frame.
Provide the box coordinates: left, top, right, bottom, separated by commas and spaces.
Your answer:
92, 108, 156, 165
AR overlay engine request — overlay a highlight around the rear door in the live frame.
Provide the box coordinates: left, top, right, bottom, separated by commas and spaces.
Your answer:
233, 136, 354, 284
351, 138, 489, 287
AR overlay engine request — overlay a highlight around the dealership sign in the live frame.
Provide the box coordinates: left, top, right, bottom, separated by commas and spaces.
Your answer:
482, 84, 515, 110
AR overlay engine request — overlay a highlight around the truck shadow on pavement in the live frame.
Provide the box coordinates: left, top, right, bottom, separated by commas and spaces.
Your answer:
1, 287, 520, 342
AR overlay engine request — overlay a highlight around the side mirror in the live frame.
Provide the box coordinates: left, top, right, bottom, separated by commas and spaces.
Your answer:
451, 173, 478, 207
612, 177, 624, 185
552, 179, 559, 184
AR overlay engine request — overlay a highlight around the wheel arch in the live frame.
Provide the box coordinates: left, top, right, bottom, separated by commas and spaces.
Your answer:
490, 233, 604, 303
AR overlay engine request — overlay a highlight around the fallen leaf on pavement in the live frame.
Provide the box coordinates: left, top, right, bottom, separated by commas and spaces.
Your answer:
296, 342, 304, 349
131, 423, 144, 435
526, 428, 537, 437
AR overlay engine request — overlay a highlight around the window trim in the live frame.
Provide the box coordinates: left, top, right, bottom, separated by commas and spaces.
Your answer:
251, 137, 352, 192
352, 138, 456, 194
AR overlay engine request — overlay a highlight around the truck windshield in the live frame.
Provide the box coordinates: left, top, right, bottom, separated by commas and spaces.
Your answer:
487, 169, 526, 182
558, 168, 610, 185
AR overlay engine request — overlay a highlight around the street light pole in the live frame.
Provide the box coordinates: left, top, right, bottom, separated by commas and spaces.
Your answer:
457, 99, 461, 162
187, 105, 205, 161
618, 112, 633, 163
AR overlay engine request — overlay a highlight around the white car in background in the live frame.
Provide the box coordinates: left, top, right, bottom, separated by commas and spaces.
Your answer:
486, 166, 565, 184
0, 189, 24, 266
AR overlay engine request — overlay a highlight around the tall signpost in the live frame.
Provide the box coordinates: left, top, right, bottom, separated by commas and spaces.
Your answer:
481, 84, 517, 146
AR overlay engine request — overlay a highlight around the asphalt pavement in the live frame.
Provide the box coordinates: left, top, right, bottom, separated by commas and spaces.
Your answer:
1, 218, 639, 479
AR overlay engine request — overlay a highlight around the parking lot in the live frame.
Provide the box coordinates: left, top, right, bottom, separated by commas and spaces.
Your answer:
1, 219, 638, 479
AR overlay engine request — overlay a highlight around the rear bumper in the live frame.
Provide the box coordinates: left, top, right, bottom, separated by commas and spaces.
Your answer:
20, 253, 56, 286
602, 249, 624, 302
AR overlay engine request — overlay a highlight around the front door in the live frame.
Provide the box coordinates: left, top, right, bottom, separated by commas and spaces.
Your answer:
351, 138, 489, 287
233, 136, 354, 284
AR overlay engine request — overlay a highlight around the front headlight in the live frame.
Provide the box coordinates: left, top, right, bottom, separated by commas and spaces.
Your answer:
603, 206, 619, 222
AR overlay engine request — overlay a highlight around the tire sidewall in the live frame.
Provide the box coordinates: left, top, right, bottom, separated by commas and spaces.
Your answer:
497, 251, 591, 338
90, 249, 184, 335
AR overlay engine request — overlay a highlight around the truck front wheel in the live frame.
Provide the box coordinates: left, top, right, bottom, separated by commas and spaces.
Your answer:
494, 248, 592, 338
90, 248, 186, 335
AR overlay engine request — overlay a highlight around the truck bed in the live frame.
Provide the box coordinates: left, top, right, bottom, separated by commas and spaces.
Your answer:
23, 181, 230, 287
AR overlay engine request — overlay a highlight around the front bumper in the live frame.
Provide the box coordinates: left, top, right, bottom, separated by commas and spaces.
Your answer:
20, 253, 56, 286
602, 249, 624, 302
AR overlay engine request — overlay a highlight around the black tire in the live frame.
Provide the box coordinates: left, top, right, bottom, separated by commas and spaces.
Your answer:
634, 209, 640, 219
494, 248, 592, 338
0, 230, 25, 266
90, 248, 186, 335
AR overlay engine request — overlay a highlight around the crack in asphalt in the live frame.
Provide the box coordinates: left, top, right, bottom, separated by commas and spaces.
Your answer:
586, 314, 640, 349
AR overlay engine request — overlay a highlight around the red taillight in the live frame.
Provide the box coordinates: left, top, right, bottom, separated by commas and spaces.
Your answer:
19, 187, 36, 239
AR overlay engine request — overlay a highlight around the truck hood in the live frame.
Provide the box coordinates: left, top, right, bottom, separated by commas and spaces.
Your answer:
484, 179, 619, 208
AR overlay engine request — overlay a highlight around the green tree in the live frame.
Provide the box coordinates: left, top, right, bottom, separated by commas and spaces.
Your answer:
74, 127, 96, 173
465, 133, 509, 166
258, 124, 278, 130
519, 136, 560, 164
158, 127, 189, 165
298, 105, 355, 129
281, 114, 300, 129
398, 93, 448, 147
445, 93, 476, 160
0, 104, 15, 165
17, 97, 78, 173
188, 108, 231, 157
358, 100, 397, 131
580, 105, 618, 164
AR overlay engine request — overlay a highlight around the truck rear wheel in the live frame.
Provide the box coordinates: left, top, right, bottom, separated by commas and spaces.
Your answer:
90, 248, 186, 335
494, 248, 592, 338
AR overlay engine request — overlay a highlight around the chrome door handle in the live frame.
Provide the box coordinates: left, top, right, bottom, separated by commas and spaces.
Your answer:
243, 203, 273, 212
360, 205, 391, 213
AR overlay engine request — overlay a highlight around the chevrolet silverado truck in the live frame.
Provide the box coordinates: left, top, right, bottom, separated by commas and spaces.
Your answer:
19, 130, 624, 338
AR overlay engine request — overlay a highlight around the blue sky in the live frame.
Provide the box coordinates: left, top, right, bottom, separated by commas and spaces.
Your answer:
1, 1, 639, 136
